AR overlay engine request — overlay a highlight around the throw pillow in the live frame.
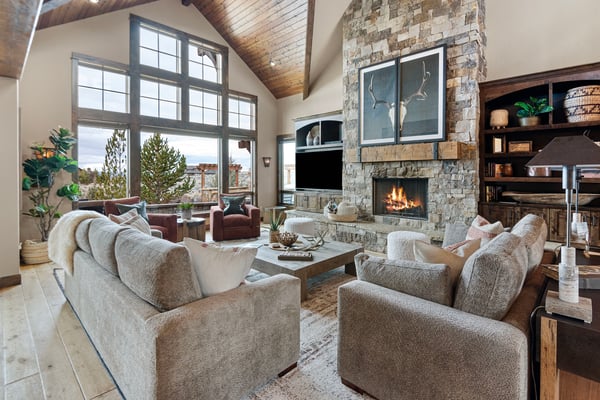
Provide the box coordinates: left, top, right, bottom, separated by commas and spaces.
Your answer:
413, 239, 481, 288
466, 215, 504, 241
116, 200, 149, 222
109, 209, 152, 236
183, 237, 257, 296
222, 196, 246, 216
356, 253, 453, 306
453, 232, 528, 320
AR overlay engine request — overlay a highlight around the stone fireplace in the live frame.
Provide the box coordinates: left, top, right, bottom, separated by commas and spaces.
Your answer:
339, 0, 485, 240
373, 177, 428, 220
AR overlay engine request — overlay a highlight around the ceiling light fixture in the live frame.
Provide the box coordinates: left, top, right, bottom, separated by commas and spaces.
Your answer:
89, 0, 100, 3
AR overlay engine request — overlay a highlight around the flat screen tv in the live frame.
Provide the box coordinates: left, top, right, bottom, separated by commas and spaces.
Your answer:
296, 149, 343, 191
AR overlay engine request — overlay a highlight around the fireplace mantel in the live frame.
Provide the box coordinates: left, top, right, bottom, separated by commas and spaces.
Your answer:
345, 141, 467, 163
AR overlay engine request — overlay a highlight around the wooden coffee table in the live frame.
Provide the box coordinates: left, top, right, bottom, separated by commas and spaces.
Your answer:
252, 240, 364, 301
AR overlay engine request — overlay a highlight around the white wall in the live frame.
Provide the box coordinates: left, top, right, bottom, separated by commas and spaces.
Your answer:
486, 0, 600, 81
275, 0, 348, 134
19, 0, 278, 241
0, 77, 21, 280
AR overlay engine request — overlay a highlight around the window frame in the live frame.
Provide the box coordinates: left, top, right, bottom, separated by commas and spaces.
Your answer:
72, 15, 259, 205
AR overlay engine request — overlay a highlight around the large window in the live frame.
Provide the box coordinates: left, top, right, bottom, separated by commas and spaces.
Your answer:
78, 64, 129, 113
73, 16, 258, 204
189, 87, 221, 125
229, 94, 256, 130
139, 25, 181, 73
140, 78, 180, 120
189, 41, 222, 83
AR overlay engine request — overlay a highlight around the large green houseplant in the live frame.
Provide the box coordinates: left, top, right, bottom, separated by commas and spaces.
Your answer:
22, 127, 80, 242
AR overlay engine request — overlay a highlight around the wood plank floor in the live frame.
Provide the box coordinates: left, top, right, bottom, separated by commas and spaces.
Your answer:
1, 263, 123, 400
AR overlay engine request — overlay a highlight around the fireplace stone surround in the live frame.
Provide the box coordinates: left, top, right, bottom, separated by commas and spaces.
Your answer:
288, 1, 486, 253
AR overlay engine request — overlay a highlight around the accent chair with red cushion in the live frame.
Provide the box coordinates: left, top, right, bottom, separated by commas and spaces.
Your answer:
103, 196, 178, 242
210, 194, 260, 241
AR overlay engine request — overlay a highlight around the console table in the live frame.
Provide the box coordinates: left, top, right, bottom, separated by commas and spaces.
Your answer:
538, 280, 600, 399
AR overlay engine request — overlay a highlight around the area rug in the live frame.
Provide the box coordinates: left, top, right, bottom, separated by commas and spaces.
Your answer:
54, 266, 372, 399
244, 266, 369, 400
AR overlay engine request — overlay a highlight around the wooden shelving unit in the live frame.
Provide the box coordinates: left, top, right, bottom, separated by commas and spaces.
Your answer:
479, 62, 600, 244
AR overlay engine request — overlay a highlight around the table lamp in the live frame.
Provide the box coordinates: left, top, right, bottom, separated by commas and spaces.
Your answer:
526, 135, 600, 322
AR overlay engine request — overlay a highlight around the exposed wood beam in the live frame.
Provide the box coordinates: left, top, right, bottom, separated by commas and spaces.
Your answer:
303, 0, 315, 100
0, 0, 43, 79
41, 0, 73, 14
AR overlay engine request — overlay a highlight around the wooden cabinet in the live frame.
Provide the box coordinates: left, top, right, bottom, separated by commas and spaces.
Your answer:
294, 191, 343, 213
479, 63, 600, 243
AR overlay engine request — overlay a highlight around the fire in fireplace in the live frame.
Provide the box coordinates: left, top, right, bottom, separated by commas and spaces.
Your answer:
373, 178, 428, 219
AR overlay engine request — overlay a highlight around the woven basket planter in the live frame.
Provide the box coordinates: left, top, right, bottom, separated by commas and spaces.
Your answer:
21, 240, 50, 265
564, 85, 600, 122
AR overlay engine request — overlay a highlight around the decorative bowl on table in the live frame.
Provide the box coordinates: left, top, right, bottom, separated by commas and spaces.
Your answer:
277, 231, 299, 247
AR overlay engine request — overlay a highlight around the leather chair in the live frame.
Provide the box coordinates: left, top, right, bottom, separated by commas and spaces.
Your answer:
210, 194, 260, 241
103, 196, 178, 242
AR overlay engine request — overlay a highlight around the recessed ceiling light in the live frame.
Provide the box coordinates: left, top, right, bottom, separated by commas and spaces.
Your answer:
89, 0, 100, 4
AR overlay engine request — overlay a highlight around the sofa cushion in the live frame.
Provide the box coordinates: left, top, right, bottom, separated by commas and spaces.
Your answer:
466, 215, 504, 241
183, 238, 257, 296
89, 218, 129, 276
355, 253, 453, 306
109, 208, 152, 236
414, 239, 481, 288
116, 200, 149, 222
441, 222, 470, 248
454, 232, 528, 320
510, 214, 548, 273
116, 228, 202, 311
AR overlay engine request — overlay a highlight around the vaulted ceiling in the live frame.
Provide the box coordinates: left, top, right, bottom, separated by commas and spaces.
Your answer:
0, 0, 342, 99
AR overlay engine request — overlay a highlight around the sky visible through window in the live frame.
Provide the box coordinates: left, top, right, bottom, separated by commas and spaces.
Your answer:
78, 126, 251, 173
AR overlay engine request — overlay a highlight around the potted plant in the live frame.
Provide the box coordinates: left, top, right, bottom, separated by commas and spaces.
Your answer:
514, 96, 554, 126
269, 212, 283, 243
21, 127, 80, 264
179, 202, 193, 220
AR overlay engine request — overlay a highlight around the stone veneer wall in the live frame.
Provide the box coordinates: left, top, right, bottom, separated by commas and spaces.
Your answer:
341, 0, 486, 239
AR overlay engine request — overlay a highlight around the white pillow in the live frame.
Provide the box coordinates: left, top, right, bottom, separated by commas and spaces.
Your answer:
109, 209, 152, 235
413, 239, 481, 287
466, 215, 504, 241
183, 237, 257, 297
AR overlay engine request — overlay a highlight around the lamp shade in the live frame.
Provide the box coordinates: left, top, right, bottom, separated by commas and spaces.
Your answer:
526, 135, 600, 168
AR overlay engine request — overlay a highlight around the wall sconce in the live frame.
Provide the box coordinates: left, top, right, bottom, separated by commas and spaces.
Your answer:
262, 156, 272, 168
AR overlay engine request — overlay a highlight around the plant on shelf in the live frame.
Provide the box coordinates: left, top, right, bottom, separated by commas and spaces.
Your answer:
22, 127, 80, 258
179, 202, 193, 220
514, 96, 554, 126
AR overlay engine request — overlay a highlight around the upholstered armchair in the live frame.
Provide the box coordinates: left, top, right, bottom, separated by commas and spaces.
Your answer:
210, 194, 260, 241
103, 196, 178, 242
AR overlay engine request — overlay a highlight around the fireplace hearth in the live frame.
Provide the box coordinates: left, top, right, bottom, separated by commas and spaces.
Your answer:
373, 178, 428, 220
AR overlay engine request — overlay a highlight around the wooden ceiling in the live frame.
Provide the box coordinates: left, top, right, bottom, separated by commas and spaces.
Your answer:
1, 0, 316, 99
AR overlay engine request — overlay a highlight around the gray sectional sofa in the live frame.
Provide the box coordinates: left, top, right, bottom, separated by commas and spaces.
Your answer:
61, 216, 300, 400
337, 214, 550, 400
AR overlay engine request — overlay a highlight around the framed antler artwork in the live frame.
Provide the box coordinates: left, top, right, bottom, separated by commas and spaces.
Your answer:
359, 45, 446, 146
359, 59, 398, 145
397, 45, 446, 143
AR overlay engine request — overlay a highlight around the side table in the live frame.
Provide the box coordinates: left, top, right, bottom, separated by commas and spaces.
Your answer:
176, 217, 206, 242
538, 280, 600, 399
